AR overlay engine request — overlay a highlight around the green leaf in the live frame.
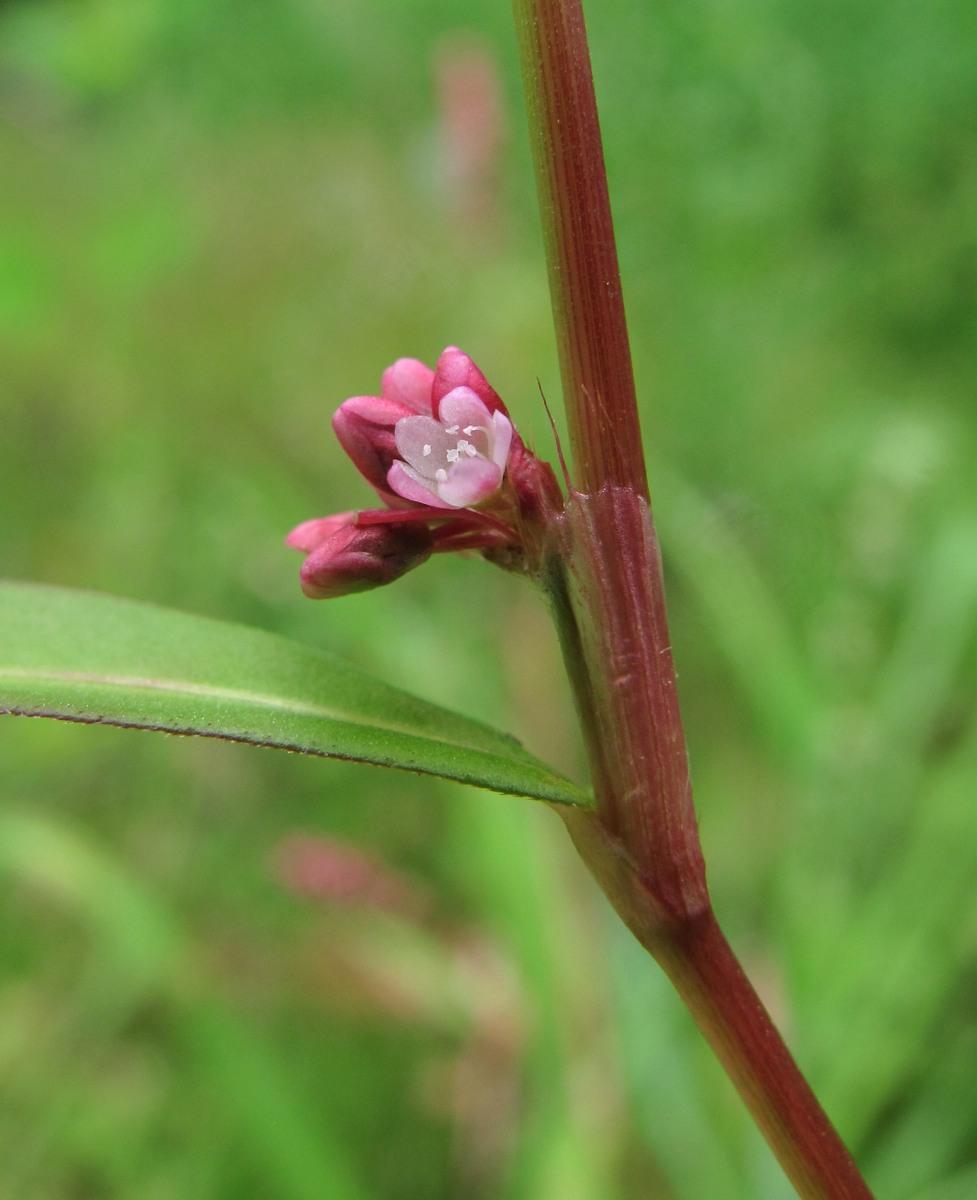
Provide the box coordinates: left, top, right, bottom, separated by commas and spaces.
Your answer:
0, 582, 590, 808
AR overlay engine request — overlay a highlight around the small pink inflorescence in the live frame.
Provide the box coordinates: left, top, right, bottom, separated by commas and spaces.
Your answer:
287, 347, 563, 599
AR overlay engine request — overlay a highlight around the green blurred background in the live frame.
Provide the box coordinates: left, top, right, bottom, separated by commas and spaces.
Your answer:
2, 0, 977, 1196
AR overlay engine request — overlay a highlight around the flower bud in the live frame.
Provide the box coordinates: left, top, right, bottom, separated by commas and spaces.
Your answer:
285, 512, 358, 553
432, 345, 509, 418
332, 398, 407, 496
297, 521, 434, 599
380, 357, 435, 413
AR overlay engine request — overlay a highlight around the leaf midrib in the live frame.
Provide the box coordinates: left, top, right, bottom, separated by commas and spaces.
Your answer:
0, 666, 528, 758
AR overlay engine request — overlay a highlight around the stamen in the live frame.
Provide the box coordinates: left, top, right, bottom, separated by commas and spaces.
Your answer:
435, 468, 448, 482
422, 444, 432, 457
446, 448, 460, 463
445, 424, 460, 435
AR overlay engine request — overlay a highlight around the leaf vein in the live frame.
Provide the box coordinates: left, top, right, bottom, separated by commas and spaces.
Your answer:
0, 667, 518, 759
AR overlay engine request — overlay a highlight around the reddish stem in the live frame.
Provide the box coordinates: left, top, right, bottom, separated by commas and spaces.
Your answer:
513, 1, 876, 1196
658, 914, 875, 1200
514, 0, 647, 498
565, 802, 874, 1200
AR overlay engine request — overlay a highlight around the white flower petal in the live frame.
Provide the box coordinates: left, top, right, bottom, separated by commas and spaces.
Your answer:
489, 412, 513, 471
438, 388, 493, 435
387, 461, 453, 508
395, 416, 452, 473
437, 458, 502, 508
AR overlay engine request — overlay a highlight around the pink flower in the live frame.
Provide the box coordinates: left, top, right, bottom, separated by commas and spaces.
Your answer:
288, 347, 563, 598
388, 388, 512, 508
332, 347, 517, 509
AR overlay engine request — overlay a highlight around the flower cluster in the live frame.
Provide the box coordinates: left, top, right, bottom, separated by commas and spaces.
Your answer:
287, 347, 562, 598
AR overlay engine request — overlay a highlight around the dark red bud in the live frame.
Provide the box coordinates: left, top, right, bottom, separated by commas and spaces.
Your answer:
298, 521, 434, 599
432, 345, 509, 419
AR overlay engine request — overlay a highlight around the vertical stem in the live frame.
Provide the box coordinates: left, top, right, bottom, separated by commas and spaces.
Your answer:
513, 1, 877, 1198
516, 0, 704, 915
514, 0, 647, 497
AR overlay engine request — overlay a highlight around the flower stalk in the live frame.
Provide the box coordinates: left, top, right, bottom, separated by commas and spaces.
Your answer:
512, 0, 876, 1197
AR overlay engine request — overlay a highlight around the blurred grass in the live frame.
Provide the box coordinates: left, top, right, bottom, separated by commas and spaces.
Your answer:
1, 0, 976, 1196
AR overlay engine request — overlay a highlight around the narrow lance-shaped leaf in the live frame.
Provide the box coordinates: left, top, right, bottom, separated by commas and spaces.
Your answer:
0, 582, 590, 809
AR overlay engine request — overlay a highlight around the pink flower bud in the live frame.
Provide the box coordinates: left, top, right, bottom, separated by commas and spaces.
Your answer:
285, 512, 358, 553
381, 357, 435, 413
297, 520, 434, 599
332, 397, 411, 496
432, 345, 509, 418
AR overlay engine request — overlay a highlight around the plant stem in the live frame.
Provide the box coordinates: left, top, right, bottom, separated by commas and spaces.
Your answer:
567, 800, 874, 1199
513, 0, 646, 498
657, 912, 875, 1200
513, 0, 876, 1196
